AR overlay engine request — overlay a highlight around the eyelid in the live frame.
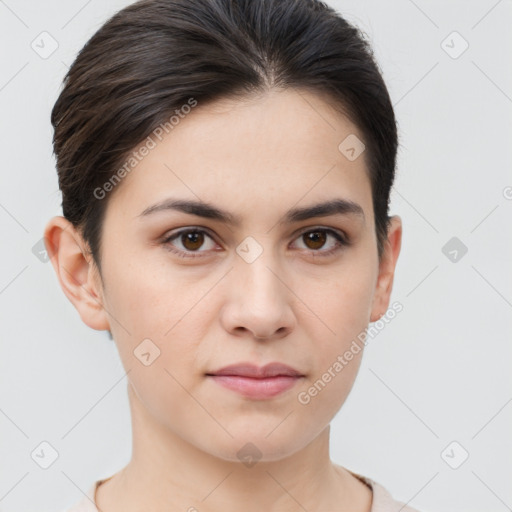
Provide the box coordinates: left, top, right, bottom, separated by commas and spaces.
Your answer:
293, 224, 348, 242
161, 226, 219, 249
161, 225, 349, 258
290, 226, 349, 255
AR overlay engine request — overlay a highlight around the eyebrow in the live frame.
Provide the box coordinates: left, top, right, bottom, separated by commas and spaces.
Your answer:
137, 197, 365, 226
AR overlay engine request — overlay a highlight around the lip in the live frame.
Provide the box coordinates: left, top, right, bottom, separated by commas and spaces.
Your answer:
206, 362, 304, 399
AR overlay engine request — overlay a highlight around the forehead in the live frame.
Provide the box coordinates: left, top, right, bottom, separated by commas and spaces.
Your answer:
104, 88, 373, 226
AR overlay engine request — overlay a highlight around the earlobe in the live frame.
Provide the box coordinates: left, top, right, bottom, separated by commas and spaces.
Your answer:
43, 216, 110, 332
369, 215, 402, 323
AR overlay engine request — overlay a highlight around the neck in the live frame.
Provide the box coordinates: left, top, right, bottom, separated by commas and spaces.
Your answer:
96, 382, 371, 512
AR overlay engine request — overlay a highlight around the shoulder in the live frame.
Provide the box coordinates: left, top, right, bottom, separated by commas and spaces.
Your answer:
66, 472, 429, 512
349, 471, 425, 512
61, 480, 100, 512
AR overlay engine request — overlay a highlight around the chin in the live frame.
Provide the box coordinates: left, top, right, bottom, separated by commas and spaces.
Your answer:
196, 427, 312, 465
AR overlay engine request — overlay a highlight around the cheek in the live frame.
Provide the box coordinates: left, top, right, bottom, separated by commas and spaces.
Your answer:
102, 264, 209, 404
291, 347, 363, 448
104, 252, 210, 338
295, 262, 374, 407
299, 261, 375, 343
124, 353, 206, 443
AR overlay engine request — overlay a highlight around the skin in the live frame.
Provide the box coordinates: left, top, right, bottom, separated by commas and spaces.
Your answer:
45, 88, 402, 512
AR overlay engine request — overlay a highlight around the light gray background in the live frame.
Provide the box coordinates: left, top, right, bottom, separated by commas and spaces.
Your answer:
1, 1, 511, 511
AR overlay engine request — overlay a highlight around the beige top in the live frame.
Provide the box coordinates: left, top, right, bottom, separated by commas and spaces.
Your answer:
63, 471, 422, 512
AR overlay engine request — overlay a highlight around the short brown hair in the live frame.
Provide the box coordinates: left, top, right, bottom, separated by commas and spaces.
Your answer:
51, 0, 398, 275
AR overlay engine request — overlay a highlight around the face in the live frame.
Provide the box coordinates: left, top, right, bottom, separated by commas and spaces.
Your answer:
46, 88, 401, 463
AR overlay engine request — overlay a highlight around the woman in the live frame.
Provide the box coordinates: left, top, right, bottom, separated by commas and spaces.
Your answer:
45, 0, 419, 510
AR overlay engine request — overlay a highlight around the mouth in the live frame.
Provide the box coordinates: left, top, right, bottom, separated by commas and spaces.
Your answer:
206, 362, 305, 400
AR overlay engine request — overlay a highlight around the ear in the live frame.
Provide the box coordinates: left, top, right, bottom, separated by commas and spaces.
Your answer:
370, 215, 402, 322
43, 216, 111, 332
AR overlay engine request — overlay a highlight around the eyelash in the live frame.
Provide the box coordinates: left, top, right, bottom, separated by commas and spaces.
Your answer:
161, 227, 349, 259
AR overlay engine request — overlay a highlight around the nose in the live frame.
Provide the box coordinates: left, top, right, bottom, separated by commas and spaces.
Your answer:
219, 253, 296, 341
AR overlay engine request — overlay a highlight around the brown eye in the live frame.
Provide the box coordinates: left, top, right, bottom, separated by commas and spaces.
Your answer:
181, 230, 205, 251
162, 226, 348, 260
162, 228, 217, 258
302, 230, 327, 250
292, 228, 348, 256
